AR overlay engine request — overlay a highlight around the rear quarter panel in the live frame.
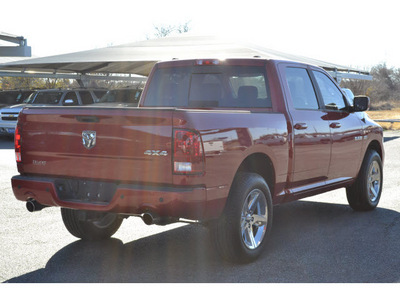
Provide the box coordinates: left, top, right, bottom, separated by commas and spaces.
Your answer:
172, 109, 289, 202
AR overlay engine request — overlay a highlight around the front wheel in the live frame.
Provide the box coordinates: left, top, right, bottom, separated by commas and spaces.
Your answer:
346, 149, 383, 211
211, 172, 273, 263
61, 208, 123, 240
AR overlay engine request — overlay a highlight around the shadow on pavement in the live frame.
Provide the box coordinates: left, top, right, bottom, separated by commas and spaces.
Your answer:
6, 200, 400, 283
384, 136, 399, 143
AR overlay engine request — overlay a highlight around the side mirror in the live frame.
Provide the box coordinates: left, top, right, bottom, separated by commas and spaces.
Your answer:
63, 99, 75, 106
353, 96, 370, 112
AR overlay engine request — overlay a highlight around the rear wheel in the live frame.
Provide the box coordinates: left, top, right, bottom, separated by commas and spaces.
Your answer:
61, 208, 123, 240
346, 149, 383, 211
211, 172, 273, 263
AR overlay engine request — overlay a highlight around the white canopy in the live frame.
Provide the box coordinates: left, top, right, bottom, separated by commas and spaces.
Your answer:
0, 35, 371, 80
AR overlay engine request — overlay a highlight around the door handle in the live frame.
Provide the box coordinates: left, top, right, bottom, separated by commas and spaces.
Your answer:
330, 122, 341, 129
294, 123, 308, 130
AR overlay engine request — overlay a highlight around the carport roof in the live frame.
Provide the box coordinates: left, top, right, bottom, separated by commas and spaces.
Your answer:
0, 35, 370, 79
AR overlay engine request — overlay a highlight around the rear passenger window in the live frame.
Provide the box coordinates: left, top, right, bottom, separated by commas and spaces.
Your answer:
312, 71, 346, 110
144, 65, 271, 108
145, 67, 191, 107
189, 74, 223, 107
228, 72, 269, 108
285, 67, 319, 110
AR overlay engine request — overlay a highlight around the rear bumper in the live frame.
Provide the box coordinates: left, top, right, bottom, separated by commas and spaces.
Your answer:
11, 175, 226, 220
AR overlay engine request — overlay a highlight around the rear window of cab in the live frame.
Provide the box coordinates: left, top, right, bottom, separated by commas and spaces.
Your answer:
143, 65, 271, 108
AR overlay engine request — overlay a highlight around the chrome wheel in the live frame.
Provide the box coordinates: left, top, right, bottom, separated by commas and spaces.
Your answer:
212, 172, 272, 262
240, 189, 268, 250
368, 160, 381, 203
346, 149, 382, 211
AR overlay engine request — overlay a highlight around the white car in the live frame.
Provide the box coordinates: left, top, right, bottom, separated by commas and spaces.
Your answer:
342, 88, 355, 106
0, 104, 24, 135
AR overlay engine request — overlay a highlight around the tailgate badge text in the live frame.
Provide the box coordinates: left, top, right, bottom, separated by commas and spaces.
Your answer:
144, 150, 168, 156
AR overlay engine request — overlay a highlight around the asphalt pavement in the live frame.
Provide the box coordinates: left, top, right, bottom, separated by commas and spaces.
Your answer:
0, 132, 399, 283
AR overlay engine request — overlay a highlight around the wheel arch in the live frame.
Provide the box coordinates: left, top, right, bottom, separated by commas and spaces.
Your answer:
352, 139, 383, 184
234, 153, 276, 197
366, 139, 383, 161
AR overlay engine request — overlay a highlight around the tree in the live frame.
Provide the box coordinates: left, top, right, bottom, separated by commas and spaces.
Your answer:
340, 78, 371, 97
176, 21, 191, 34
341, 63, 400, 106
0, 76, 74, 90
368, 63, 400, 102
153, 24, 176, 38
1, 76, 42, 90
151, 21, 191, 38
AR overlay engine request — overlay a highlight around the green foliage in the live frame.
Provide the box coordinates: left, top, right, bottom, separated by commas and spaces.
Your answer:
0, 77, 73, 90
1, 77, 41, 90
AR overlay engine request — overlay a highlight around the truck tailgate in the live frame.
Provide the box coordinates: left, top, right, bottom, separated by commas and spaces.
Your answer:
18, 107, 173, 185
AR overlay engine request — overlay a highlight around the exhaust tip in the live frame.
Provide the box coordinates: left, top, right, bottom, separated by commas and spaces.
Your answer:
141, 212, 179, 226
26, 199, 47, 212
142, 213, 154, 225
26, 200, 36, 212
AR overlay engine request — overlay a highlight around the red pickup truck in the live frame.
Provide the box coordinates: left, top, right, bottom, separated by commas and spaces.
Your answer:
11, 58, 384, 263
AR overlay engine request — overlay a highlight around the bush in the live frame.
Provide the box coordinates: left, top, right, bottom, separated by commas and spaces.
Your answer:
370, 102, 394, 111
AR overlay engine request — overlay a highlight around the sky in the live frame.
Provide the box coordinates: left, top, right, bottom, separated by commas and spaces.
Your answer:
1, 0, 399, 71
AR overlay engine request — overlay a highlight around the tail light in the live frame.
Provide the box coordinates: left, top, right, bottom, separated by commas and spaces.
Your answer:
15, 125, 22, 163
173, 129, 205, 175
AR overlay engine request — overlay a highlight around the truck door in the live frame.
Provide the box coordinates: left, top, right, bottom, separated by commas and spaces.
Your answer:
283, 66, 331, 189
311, 70, 364, 180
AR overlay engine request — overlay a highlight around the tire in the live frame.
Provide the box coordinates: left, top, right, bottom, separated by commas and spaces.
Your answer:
211, 172, 273, 263
346, 149, 383, 211
61, 208, 123, 240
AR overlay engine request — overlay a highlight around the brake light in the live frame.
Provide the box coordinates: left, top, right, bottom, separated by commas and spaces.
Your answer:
173, 129, 205, 174
15, 125, 22, 163
195, 59, 220, 66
